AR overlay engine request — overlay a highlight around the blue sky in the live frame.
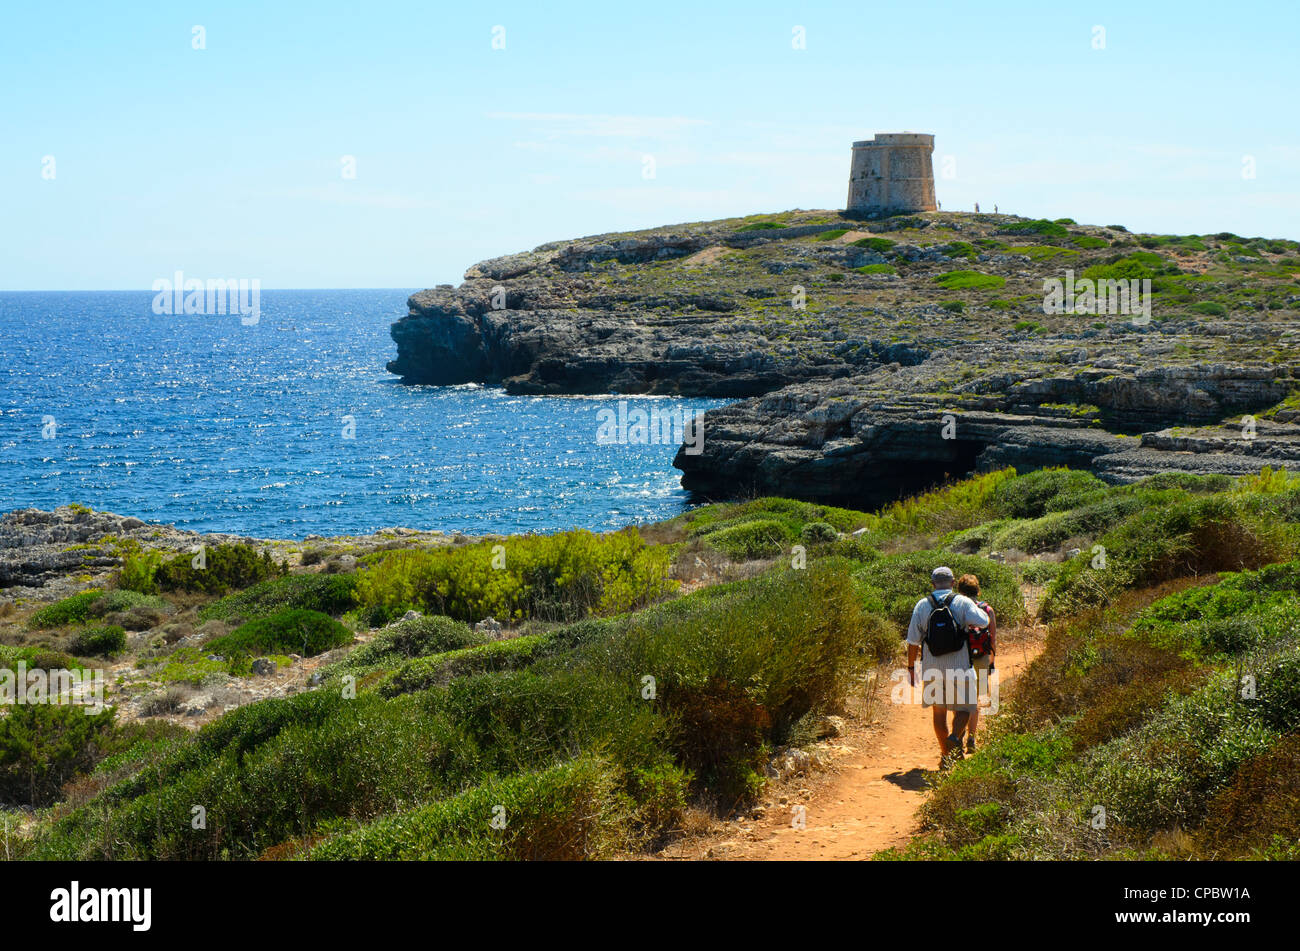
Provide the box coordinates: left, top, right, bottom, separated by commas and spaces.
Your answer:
2, 0, 1296, 289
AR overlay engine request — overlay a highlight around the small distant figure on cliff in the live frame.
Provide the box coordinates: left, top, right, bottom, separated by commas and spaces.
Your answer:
994, 204, 998, 214
974, 202, 980, 213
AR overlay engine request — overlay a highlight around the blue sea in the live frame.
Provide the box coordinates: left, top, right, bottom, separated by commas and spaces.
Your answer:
0, 290, 723, 538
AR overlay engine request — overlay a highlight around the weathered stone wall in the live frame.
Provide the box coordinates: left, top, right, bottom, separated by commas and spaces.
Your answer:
846, 133, 937, 215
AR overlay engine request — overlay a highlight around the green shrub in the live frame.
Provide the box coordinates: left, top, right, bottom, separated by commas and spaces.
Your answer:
70, 625, 127, 658
1072, 235, 1109, 249
0, 704, 119, 806
116, 549, 162, 594
940, 300, 964, 313
934, 270, 1005, 291
800, 521, 838, 544
309, 757, 632, 860
1043, 494, 1294, 619
154, 544, 286, 595
334, 614, 484, 678
1018, 560, 1062, 585
90, 589, 170, 619
378, 634, 560, 695
199, 572, 357, 623
736, 221, 785, 232
1190, 301, 1227, 316
705, 518, 794, 560
813, 229, 849, 241
1004, 219, 1069, 239
28, 590, 103, 629
855, 263, 896, 275
207, 608, 353, 658
989, 468, 1109, 519
1200, 733, 1300, 858
1078, 673, 1277, 834
592, 560, 872, 763
852, 237, 895, 252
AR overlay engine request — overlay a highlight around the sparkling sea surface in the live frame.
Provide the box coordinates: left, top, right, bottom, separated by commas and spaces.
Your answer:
0, 290, 723, 539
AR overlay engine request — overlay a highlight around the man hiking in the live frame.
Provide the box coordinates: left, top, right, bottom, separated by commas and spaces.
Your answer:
955, 573, 996, 754
906, 566, 989, 769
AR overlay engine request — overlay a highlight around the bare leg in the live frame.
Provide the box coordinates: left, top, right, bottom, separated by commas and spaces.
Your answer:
950, 709, 971, 742
968, 706, 981, 738
931, 707, 949, 756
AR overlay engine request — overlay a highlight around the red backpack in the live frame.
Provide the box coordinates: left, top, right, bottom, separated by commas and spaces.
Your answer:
968, 601, 996, 659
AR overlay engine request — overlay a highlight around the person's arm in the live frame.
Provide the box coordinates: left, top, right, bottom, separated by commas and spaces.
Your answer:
905, 600, 926, 686
960, 596, 989, 629
987, 604, 997, 666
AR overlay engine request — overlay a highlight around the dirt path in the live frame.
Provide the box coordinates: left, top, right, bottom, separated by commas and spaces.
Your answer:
658, 587, 1047, 861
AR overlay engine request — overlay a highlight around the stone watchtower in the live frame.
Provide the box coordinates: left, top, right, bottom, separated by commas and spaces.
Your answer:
846, 133, 937, 215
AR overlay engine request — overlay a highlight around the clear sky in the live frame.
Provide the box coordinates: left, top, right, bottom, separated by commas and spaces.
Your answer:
2, 0, 1296, 289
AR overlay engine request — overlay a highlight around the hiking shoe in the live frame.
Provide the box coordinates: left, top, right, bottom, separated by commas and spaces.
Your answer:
966, 736, 977, 754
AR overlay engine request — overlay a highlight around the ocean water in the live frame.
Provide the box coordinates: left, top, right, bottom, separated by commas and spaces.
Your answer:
0, 290, 723, 538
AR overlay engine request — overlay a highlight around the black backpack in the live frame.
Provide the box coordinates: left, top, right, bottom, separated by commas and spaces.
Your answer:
925, 592, 966, 656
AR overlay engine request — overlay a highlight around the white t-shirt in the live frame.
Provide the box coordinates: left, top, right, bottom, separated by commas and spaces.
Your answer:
906, 589, 989, 708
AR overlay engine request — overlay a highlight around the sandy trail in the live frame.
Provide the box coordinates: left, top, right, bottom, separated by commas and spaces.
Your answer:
659, 587, 1046, 861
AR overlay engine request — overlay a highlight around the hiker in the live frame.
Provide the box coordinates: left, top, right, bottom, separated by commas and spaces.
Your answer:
906, 566, 989, 768
955, 573, 996, 753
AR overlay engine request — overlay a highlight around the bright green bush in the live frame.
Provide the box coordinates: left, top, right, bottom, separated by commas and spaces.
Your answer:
353, 528, 675, 625
853, 237, 895, 252
206, 608, 353, 658
704, 518, 794, 560
28, 590, 103, 629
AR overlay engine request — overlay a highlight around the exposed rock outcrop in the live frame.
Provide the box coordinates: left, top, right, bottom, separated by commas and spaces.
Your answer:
388, 209, 1300, 503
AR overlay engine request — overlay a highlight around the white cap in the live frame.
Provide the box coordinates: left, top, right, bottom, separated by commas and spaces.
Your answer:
931, 566, 954, 585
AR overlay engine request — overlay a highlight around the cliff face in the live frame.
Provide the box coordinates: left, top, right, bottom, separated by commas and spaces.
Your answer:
390, 209, 1300, 503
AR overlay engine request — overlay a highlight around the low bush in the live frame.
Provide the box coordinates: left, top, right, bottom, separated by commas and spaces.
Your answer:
70, 625, 127, 658
333, 614, 484, 678
309, 757, 633, 860
199, 572, 357, 623
206, 608, 353, 658
1200, 732, 1300, 858
153, 544, 287, 595
704, 518, 794, 560
933, 270, 1005, 291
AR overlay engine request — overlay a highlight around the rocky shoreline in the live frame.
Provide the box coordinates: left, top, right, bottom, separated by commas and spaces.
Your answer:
387, 209, 1300, 505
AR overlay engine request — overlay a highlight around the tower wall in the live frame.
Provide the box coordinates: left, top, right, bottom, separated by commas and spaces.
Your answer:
846, 133, 936, 215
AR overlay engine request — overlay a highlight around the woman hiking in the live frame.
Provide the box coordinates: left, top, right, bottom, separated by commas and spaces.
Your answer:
955, 573, 996, 753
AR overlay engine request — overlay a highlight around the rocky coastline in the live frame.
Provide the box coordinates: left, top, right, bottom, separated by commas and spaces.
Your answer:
388, 209, 1300, 506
